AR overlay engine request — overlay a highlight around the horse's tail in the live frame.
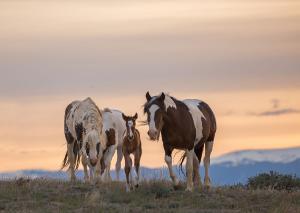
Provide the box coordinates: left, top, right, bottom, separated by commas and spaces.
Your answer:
178, 143, 205, 177
61, 151, 69, 170
61, 142, 81, 170
74, 142, 81, 170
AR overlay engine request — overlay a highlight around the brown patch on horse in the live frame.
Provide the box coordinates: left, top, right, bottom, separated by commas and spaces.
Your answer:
105, 128, 116, 147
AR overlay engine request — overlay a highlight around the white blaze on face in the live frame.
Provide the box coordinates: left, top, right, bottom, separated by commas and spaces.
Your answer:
85, 129, 99, 161
149, 104, 159, 132
128, 120, 134, 137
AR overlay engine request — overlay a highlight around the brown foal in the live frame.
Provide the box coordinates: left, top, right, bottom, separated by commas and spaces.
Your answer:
122, 113, 142, 192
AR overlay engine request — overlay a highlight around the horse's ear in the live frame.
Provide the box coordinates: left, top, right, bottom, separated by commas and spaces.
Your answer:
146, 91, 151, 101
133, 113, 138, 120
122, 113, 127, 121
160, 92, 165, 101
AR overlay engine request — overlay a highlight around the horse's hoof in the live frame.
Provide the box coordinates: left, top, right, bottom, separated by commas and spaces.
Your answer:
70, 175, 76, 182
204, 177, 211, 189
185, 187, 193, 192
173, 184, 180, 191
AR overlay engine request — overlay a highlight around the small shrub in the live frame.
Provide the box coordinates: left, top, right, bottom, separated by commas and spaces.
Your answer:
247, 171, 300, 190
145, 181, 171, 199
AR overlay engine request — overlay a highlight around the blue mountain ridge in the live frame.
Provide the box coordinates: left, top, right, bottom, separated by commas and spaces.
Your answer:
1, 159, 299, 185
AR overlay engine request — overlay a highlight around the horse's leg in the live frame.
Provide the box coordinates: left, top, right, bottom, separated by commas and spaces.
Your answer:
115, 145, 123, 181
89, 165, 95, 183
67, 142, 76, 182
193, 143, 204, 187
204, 141, 214, 188
186, 149, 194, 192
102, 145, 116, 182
193, 153, 200, 187
94, 157, 102, 183
134, 149, 141, 187
163, 145, 179, 187
124, 153, 132, 192
81, 155, 89, 183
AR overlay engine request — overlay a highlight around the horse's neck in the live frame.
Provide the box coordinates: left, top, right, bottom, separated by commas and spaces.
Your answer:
164, 108, 181, 125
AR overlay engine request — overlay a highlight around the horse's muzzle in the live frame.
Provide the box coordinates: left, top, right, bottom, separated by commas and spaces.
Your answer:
148, 130, 158, 140
90, 158, 97, 167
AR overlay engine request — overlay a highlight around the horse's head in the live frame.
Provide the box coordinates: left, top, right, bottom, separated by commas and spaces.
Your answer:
122, 113, 138, 141
143, 91, 168, 141
82, 129, 103, 167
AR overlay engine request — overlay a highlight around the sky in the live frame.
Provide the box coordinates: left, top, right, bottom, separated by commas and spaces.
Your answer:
0, 0, 299, 172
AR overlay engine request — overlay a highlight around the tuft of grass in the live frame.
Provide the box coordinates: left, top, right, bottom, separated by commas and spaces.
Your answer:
247, 171, 300, 191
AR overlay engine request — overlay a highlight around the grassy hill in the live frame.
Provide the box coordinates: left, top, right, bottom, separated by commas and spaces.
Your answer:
0, 178, 299, 213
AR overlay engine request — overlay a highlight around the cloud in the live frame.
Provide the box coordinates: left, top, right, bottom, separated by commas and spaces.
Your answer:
252, 108, 300, 117
271, 99, 280, 109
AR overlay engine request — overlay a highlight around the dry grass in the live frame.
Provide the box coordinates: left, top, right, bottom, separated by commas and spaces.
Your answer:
0, 178, 299, 213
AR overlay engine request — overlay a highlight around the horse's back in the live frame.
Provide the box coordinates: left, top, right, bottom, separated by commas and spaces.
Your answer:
198, 101, 217, 134
65, 98, 102, 141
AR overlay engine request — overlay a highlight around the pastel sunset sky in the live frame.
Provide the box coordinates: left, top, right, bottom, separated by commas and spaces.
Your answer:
0, 0, 299, 172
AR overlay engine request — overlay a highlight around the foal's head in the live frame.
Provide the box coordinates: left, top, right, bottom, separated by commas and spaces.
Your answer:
143, 92, 171, 141
122, 113, 138, 141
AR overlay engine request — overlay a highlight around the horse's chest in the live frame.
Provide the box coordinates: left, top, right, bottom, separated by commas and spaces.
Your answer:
123, 140, 138, 154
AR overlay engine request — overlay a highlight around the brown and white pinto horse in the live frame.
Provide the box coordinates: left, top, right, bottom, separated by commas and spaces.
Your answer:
144, 92, 216, 191
62, 97, 105, 183
121, 113, 142, 192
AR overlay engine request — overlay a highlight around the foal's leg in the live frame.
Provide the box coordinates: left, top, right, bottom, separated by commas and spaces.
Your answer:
67, 142, 76, 182
134, 149, 142, 187
115, 145, 123, 181
204, 141, 214, 188
124, 153, 133, 192
186, 149, 194, 192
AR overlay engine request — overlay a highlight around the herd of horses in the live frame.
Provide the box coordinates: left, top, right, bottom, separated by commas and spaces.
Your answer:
62, 92, 216, 192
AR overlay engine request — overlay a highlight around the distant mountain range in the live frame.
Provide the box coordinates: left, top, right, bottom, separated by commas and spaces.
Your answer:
1, 147, 299, 185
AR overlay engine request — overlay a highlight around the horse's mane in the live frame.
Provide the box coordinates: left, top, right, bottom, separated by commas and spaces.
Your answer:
143, 97, 157, 114
143, 93, 175, 114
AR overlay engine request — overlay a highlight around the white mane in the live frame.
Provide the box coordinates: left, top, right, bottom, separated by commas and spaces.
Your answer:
164, 94, 177, 110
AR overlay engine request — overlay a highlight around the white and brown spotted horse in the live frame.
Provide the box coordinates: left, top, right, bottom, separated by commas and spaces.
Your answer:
62, 97, 105, 183
144, 92, 216, 191
100, 108, 126, 182
121, 113, 142, 192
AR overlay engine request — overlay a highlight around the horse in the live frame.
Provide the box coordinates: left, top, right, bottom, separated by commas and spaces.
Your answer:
100, 108, 126, 182
62, 97, 105, 183
121, 113, 142, 192
143, 92, 216, 191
